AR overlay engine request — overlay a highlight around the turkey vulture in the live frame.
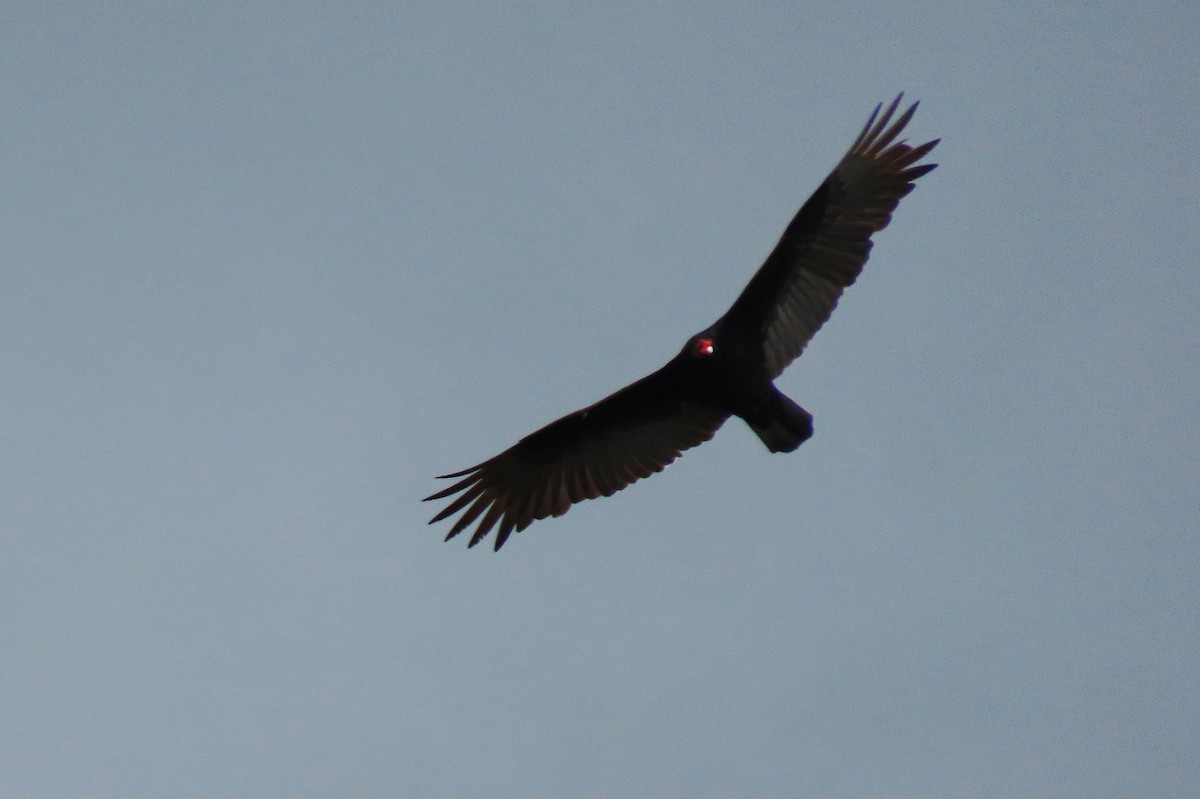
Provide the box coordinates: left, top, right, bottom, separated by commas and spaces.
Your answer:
427, 95, 938, 550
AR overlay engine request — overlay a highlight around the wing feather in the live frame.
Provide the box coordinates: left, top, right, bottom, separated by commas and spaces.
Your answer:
426, 365, 728, 550
718, 95, 939, 377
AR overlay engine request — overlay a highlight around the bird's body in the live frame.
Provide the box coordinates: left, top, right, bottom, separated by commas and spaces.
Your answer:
426, 96, 939, 549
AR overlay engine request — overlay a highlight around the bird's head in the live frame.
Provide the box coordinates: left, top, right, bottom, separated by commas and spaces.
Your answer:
683, 331, 718, 360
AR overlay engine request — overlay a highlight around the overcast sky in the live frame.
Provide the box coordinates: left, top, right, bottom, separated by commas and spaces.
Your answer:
3, 3, 1198, 797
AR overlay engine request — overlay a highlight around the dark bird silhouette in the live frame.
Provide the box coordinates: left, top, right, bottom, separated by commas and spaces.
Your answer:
426, 95, 938, 549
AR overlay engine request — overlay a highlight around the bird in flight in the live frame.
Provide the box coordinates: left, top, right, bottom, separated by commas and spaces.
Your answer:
426, 95, 938, 550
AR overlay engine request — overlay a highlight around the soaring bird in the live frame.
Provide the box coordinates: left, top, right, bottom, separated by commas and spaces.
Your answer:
426, 95, 938, 550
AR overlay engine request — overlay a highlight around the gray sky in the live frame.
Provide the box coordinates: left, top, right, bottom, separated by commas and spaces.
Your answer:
3, 3, 1198, 797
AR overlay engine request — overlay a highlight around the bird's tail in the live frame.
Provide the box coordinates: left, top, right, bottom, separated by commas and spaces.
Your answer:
746, 391, 813, 453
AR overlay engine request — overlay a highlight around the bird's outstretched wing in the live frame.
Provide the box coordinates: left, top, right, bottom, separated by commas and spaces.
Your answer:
718, 95, 939, 378
425, 367, 728, 550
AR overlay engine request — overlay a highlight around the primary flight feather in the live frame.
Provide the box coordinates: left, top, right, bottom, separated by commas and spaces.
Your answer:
426, 95, 939, 550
